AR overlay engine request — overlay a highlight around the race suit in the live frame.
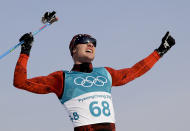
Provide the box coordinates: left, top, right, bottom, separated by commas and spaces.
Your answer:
13, 51, 160, 131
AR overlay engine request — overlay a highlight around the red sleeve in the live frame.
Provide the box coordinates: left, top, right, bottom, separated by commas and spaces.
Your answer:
13, 54, 64, 98
105, 51, 160, 86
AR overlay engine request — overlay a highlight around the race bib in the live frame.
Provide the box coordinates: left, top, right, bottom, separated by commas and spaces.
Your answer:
63, 92, 115, 127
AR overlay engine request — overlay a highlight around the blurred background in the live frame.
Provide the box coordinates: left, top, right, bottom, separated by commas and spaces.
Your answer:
0, 0, 189, 131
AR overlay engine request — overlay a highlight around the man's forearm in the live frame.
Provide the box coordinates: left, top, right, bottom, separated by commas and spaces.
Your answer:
13, 54, 29, 87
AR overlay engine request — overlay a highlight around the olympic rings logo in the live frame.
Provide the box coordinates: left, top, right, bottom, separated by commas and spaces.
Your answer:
74, 76, 107, 87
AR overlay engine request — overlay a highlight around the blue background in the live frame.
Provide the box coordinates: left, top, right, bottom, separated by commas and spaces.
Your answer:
0, 0, 189, 131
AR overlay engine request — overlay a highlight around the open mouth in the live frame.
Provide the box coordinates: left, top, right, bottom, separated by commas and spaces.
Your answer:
86, 49, 93, 53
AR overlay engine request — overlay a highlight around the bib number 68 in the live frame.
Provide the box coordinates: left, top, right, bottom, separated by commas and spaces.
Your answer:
89, 101, 111, 117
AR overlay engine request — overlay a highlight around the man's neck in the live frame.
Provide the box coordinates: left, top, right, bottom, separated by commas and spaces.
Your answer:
71, 63, 93, 73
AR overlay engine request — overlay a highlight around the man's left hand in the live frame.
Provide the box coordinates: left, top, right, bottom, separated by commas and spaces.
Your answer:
155, 31, 175, 57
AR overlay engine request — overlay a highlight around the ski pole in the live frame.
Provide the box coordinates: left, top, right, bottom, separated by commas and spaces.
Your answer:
0, 11, 58, 60
0, 23, 51, 60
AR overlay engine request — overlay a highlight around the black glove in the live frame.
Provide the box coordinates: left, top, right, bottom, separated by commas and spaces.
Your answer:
19, 32, 34, 56
155, 31, 175, 57
41, 11, 58, 24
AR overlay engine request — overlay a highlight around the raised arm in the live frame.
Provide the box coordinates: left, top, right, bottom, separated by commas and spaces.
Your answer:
105, 31, 175, 86
13, 54, 64, 98
13, 32, 64, 98
105, 51, 160, 86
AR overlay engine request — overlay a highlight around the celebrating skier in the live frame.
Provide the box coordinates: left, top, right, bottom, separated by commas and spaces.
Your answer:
13, 11, 175, 131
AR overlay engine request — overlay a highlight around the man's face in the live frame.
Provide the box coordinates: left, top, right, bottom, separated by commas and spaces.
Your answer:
72, 43, 96, 64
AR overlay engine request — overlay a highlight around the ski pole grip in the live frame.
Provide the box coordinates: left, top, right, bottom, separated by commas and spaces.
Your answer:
41, 11, 59, 24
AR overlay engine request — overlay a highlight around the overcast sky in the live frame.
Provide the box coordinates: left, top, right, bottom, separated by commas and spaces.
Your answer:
0, 0, 190, 131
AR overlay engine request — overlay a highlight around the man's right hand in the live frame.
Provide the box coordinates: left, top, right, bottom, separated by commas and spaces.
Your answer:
19, 32, 34, 56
